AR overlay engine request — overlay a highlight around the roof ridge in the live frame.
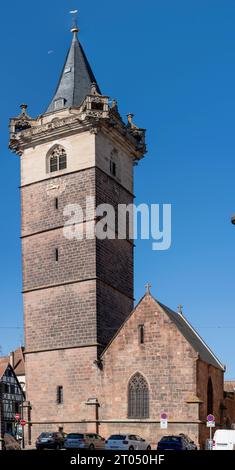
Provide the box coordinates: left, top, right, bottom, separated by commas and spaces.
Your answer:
159, 301, 225, 371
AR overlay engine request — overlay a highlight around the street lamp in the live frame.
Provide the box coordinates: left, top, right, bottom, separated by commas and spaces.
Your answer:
232, 215, 235, 225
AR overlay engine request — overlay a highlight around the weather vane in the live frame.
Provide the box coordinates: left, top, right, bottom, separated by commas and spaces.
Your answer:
69, 9, 79, 33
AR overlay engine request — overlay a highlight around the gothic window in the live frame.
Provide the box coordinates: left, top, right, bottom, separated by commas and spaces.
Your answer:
207, 377, 214, 415
128, 372, 149, 419
48, 146, 67, 173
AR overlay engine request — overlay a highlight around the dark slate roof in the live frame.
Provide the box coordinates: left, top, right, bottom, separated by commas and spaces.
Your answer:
46, 32, 101, 113
159, 301, 224, 370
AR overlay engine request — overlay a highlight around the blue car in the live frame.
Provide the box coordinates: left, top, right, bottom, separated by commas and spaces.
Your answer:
157, 435, 193, 451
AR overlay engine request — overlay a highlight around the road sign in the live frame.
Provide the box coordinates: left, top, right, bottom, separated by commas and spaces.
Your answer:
207, 414, 215, 428
207, 414, 215, 422
206, 415, 215, 450
207, 421, 215, 428
15, 413, 20, 421
20, 419, 26, 427
160, 412, 168, 429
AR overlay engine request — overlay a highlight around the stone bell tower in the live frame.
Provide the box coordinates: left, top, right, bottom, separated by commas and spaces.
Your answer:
9, 21, 146, 437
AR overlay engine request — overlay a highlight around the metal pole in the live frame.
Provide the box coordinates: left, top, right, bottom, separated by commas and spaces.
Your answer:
22, 424, 25, 450
27, 402, 32, 446
96, 404, 99, 435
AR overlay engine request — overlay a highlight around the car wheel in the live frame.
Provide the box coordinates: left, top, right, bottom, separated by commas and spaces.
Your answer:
129, 445, 134, 451
89, 444, 95, 450
147, 445, 151, 451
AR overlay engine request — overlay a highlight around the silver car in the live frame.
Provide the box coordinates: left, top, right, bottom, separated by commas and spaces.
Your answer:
64, 433, 106, 450
105, 434, 151, 450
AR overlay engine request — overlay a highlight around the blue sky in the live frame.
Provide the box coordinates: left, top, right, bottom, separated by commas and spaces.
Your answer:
1, 0, 235, 377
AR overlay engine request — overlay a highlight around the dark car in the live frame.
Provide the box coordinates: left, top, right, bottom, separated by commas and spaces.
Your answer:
36, 432, 64, 450
179, 433, 197, 450
157, 435, 192, 451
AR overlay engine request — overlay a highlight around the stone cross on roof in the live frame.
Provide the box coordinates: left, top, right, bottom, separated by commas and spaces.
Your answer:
145, 282, 152, 295
178, 304, 183, 315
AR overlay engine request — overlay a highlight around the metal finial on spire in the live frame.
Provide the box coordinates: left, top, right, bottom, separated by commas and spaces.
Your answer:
145, 282, 152, 295
70, 9, 79, 34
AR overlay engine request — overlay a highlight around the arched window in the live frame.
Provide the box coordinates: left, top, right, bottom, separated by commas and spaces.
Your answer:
48, 145, 67, 173
207, 377, 214, 415
128, 372, 149, 419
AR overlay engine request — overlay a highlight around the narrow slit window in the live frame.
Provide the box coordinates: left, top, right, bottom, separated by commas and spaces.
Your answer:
110, 160, 116, 177
55, 248, 59, 262
55, 197, 58, 210
57, 386, 63, 404
139, 325, 145, 344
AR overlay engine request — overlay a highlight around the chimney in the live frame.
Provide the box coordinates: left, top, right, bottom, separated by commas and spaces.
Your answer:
10, 351, 14, 368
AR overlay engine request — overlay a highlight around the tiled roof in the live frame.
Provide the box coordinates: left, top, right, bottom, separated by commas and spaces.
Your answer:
0, 347, 25, 377
11, 347, 25, 376
224, 381, 235, 392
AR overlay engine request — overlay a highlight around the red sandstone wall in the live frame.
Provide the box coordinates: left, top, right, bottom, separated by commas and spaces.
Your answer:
196, 359, 224, 448
97, 294, 200, 445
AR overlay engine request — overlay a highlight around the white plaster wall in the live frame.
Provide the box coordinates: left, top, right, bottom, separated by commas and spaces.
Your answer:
21, 131, 96, 186
95, 132, 133, 193
21, 127, 133, 194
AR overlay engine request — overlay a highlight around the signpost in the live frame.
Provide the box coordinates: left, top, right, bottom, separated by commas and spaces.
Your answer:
160, 412, 168, 429
19, 420, 26, 449
206, 414, 215, 450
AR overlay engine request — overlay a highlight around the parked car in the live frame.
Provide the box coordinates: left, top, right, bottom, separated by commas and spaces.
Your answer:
213, 430, 235, 450
179, 433, 197, 450
36, 432, 65, 450
105, 434, 151, 450
157, 435, 194, 451
64, 433, 106, 450
2, 434, 21, 450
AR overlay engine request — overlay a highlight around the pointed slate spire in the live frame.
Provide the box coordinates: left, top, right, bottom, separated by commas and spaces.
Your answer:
46, 28, 101, 113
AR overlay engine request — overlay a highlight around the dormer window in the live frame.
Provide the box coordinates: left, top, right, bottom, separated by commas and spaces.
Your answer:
54, 98, 66, 110
48, 145, 67, 173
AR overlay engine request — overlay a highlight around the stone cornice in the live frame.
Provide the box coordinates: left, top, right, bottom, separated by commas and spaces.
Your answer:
9, 95, 147, 160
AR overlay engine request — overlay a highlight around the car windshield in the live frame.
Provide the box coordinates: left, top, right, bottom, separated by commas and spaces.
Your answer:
67, 434, 84, 439
40, 433, 53, 438
161, 436, 181, 442
108, 435, 126, 440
